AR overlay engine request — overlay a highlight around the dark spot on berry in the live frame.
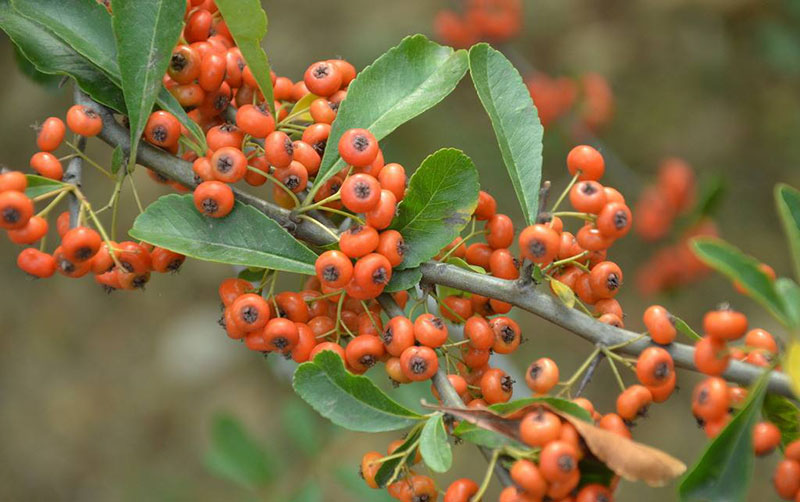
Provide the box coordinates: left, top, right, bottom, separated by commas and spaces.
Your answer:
500, 375, 514, 393
167, 258, 184, 272
284, 174, 301, 190
430, 317, 444, 329
284, 137, 295, 155
75, 246, 93, 261
613, 210, 628, 229
500, 325, 516, 343
312, 140, 326, 157
359, 354, 377, 368
151, 125, 168, 143
312, 64, 330, 79
529, 363, 542, 380
2, 207, 20, 224
132, 274, 149, 289
557, 454, 575, 472
271, 336, 289, 350
352, 134, 370, 152
120, 261, 134, 273
381, 327, 393, 345
240, 306, 259, 325
413, 495, 431, 502
354, 181, 372, 200
322, 265, 340, 283
654, 361, 671, 380
395, 240, 406, 257
202, 198, 219, 215
528, 239, 546, 257
57, 257, 75, 274
409, 355, 428, 374
606, 273, 620, 291
372, 266, 388, 285
216, 155, 233, 173
213, 95, 230, 112
170, 52, 188, 71
580, 182, 597, 195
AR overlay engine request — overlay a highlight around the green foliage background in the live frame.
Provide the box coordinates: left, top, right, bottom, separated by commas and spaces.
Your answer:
1, 0, 800, 500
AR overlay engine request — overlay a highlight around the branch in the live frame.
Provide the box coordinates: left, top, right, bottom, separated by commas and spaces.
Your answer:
419, 261, 795, 398
76, 92, 796, 400
63, 89, 86, 228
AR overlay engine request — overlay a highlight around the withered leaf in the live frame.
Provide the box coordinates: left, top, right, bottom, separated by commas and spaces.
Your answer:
426, 399, 686, 487
559, 413, 686, 487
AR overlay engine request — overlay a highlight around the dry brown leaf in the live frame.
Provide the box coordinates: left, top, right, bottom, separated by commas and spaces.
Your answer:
425, 401, 686, 487
558, 413, 686, 487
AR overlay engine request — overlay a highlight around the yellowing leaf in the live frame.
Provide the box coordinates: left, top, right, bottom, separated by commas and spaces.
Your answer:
550, 279, 576, 309
786, 341, 800, 397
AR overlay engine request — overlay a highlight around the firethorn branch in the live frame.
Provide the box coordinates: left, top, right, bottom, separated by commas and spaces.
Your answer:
75, 91, 796, 401
63, 134, 86, 228
418, 262, 796, 398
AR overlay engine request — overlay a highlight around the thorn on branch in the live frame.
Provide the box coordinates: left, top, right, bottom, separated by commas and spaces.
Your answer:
575, 347, 605, 398
536, 180, 551, 222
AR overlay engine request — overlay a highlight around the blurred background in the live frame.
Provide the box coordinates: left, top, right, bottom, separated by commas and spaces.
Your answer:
2, 0, 800, 500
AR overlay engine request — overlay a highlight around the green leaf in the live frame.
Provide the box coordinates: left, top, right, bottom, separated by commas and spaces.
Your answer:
0, 0, 125, 111
419, 413, 451, 472
375, 427, 422, 487
673, 317, 703, 342
787, 341, 800, 398
205, 413, 276, 489
24, 174, 65, 199
385, 267, 422, 293
281, 399, 324, 457
452, 421, 517, 449
129, 194, 317, 274
13, 0, 119, 79
679, 370, 771, 502
215, 0, 274, 114
777, 278, 800, 329
292, 351, 423, 432
468, 43, 543, 225
776, 184, 800, 281
237, 267, 264, 283
683, 174, 725, 227
390, 149, 479, 269
692, 237, 788, 325
286, 91, 319, 122
110, 146, 124, 175
309, 35, 468, 196
289, 481, 322, 502
447, 256, 485, 275
111, 0, 185, 171
13, 44, 60, 88
762, 394, 800, 449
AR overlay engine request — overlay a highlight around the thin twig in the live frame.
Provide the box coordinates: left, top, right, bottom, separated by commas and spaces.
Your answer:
575, 348, 604, 398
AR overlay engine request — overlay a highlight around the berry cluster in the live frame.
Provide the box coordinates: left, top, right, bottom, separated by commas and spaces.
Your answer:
526, 72, 615, 132
632, 158, 722, 294
689, 307, 781, 428
1, 108, 184, 287
774, 441, 800, 501
434, 0, 523, 49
